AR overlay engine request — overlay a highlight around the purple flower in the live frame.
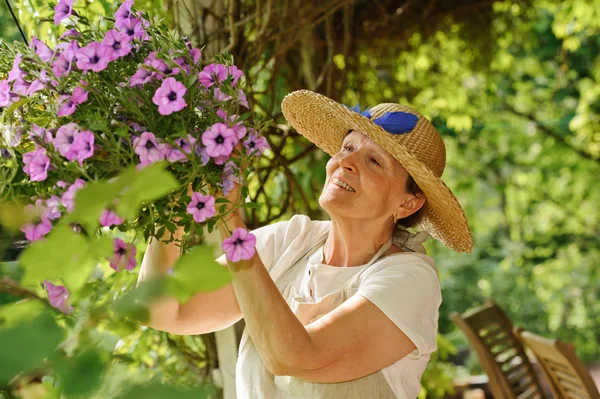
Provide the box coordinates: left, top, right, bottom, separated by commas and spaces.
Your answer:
189, 48, 201, 64
195, 146, 210, 166
31, 36, 54, 62
117, 18, 145, 39
229, 65, 244, 86
99, 210, 124, 227
152, 77, 187, 115
21, 213, 52, 241
7, 54, 24, 82
243, 131, 270, 156
52, 42, 78, 78
222, 228, 256, 262
12, 79, 30, 95
108, 238, 136, 271
213, 87, 232, 102
44, 195, 63, 220
65, 130, 94, 166
166, 134, 196, 162
61, 179, 85, 212
198, 63, 228, 88
23, 149, 50, 181
115, 0, 134, 24
54, 0, 75, 25
30, 124, 53, 146
0, 80, 12, 107
58, 28, 79, 40
26, 74, 46, 96
186, 192, 216, 223
220, 161, 239, 196
201, 123, 237, 158
53, 123, 79, 156
45, 281, 74, 314
76, 42, 111, 72
133, 131, 166, 165
238, 89, 249, 109
218, 112, 247, 140
72, 85, 88, 104
102, 30, 131, 60
130, 67, 152, 87
149, 59, 179, 78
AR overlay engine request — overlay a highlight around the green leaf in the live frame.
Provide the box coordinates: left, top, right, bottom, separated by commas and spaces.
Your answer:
165, 244, 230, 302
19, 225, 112, 291
115, 163, 179, 220
0, 300, 45, 328
114, 381, 216, 399
54, 348, 107, 397
67, 180, 121, 230
112, 279, 165, 322
241, 202, 261, 209
0, 312, 63, 385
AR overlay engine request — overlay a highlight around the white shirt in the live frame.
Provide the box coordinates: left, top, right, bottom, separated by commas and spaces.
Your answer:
249, 214, 442, 399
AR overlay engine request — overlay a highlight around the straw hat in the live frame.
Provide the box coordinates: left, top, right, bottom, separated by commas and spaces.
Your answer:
281, 90, 473, 253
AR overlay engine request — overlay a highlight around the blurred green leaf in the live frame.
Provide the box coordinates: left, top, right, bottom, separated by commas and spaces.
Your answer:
54, 348, 107, 397
165, 244, 231, 302
0, 312, 63, 385
0, 299, 45, 328
112, 279, 164, 322
114, 381, 216, 399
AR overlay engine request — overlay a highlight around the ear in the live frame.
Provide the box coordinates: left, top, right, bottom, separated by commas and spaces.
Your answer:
393, 193, 426, 220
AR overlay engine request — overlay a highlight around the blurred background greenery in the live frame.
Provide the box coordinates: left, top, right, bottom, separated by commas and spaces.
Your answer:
1, 0, 598, 397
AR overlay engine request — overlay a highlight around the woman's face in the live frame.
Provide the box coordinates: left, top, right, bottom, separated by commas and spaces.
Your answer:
319, 131, 421, 223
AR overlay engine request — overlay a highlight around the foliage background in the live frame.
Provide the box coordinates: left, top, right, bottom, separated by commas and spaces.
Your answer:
1, 0, 598, 397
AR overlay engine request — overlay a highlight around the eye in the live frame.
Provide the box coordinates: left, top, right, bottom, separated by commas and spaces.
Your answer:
342, 144, 353, 152
370, 157, 381, 166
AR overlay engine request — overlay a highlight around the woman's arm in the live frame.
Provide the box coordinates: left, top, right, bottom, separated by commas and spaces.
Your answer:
217, 215, 417, 382
137, 218, 242, 335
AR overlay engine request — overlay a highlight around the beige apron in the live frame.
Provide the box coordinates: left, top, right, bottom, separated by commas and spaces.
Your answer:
236, 232, 399, 398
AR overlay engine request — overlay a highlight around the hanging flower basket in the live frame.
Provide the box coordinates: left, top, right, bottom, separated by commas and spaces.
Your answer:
0, 1, 270, 308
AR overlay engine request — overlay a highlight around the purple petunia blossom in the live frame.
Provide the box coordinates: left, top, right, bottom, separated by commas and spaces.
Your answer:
152, 77, 187, 115
243, 130, 270, 156
195, 146, 210, 166
115, 0, 134, 24
21, 213, 52, 241
133, 131, 166, 165
61, 179, 85, 212
43, 195, 62, 220
149, 59, 179, 79
102, 29, 131, 60
189, 48, 201, 64
58, 84, 89, 116
130, 67, 152, 87
186, 192, 216, 223
53, 123, 79, 156
99, 210, 124, 227
201, 123, 237, 158
58, 28, 79, 40
7, 54, 24, 83
31, 36, 54, 62
52, 41, 78, 78
198, 63, 228, 88
65, 130, 94, 166
108, 238, 136, 271
72, 85, 88, 104
45, 281, 74, 314
12, 79, 30, 95
228, 65, 244, 86
220, 161, 239, 197
54, 0, 75, 25
0, 79, 12, 107
76, 42, 111, 72
26, 73, 46, 96
213, 87, 232, 102
217, 111, 247, 139
222, 228, 256, 262
166, 134, 196, 163
117, 18, 145, 39
238, 89, 249, 109
23, 149, 50, 181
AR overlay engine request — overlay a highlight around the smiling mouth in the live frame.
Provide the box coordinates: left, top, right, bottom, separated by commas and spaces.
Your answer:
331, 177, 355, 192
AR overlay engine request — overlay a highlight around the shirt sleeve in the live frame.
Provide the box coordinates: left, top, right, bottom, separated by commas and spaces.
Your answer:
356, 257, 442, 359
250, 214, 322, 273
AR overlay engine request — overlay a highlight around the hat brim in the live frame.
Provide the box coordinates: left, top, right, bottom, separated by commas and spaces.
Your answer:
281, 90, 473, 253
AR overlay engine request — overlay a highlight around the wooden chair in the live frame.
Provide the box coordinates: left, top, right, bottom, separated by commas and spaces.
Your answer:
514, 327, 600, 399
451, 300, 548, 399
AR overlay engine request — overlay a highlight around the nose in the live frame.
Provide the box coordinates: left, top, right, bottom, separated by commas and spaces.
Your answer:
338, 151, 358, 173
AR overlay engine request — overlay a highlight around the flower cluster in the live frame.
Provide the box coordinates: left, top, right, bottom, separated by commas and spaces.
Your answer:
0, 1, 270, 313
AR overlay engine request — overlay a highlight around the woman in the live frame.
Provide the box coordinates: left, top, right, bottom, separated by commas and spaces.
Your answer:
138, 90, 473, 398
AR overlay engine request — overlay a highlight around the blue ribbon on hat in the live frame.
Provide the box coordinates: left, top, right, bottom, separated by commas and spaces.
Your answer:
349, 104, 418, 135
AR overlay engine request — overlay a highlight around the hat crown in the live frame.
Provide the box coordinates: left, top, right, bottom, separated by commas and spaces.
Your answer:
368, 103, 446, 177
